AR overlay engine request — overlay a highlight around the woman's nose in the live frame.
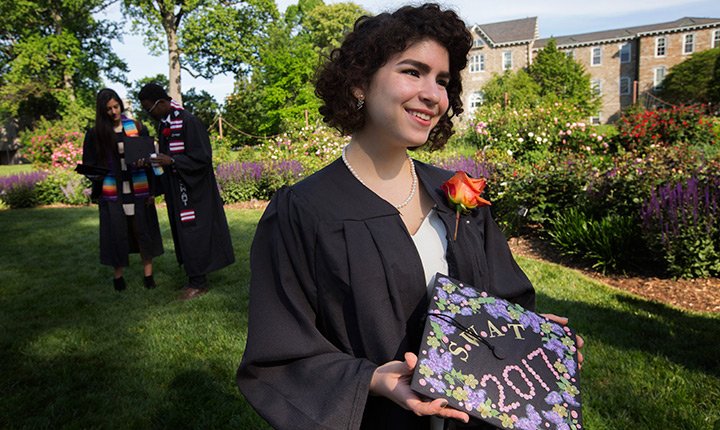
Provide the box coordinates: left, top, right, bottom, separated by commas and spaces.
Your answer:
419, 79, 441, 104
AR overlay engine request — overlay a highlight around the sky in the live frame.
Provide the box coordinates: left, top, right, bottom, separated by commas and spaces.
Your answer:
99, 0, 720, 104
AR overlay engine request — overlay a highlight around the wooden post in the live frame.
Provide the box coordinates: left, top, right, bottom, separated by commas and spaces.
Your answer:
632, 80, 638, 104
218, 115, 223, 139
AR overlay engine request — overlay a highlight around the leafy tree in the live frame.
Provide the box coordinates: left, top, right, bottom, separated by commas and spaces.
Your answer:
528, 38, 600, 117
657, 47, 720, 105
224, 0, 366, 145
122, 0, 277, 103
183, 88, 219, 129
181, 0, 277, 78
128, 74, 169, 127
481, 69, 542, 109
0, 0, 127, 128
301, 2, 365, 52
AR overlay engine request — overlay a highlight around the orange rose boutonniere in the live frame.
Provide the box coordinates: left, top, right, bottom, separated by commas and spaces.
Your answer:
441, 171, 491, 240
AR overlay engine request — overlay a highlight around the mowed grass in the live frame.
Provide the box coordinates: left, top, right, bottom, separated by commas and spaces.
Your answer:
0, 164, 34, 176
1, 206, 718, 429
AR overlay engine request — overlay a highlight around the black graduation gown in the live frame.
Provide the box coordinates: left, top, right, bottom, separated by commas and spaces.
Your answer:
237, 159, 535, 430
157, 108, 235, 277
82, 126, 164, 267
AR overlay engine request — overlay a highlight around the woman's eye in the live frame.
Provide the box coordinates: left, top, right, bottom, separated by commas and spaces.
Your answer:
403, 69, 420, 77
437, 79, 449, 88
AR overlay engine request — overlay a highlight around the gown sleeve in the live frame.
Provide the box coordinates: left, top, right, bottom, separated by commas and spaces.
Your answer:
82, 130, 98, 170
172, 114, 212, 189
481, 206, 536, 311
237, 187, 378, 430
81, 130, 105, 199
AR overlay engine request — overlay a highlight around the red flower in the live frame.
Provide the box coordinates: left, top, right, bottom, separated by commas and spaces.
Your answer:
441, 171, 491, 240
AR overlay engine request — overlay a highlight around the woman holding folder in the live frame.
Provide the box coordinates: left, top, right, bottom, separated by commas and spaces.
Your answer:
81, 88, 163, 291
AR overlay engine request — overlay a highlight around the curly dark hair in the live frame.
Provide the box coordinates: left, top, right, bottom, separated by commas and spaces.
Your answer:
315, 3, 472, 150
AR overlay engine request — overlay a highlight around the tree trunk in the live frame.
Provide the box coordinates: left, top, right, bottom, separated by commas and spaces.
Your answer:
52, 9, 75, 102
162, 13, 182, 104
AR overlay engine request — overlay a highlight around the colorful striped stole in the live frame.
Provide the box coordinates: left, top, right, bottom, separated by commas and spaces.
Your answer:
131, 170, 150, 197
102, 175, 118, 201
121, 117, 139, 136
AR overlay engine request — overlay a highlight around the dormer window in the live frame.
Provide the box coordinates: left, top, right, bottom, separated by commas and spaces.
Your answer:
473, 38, 485, 48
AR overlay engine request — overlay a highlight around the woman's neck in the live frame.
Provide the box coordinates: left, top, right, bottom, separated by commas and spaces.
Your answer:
346, 137, 409, 181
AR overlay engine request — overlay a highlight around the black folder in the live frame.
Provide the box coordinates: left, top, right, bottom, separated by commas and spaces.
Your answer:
122, 136, 156, 165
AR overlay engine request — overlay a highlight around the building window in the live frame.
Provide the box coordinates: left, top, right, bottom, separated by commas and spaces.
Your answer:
591, 79, 602, 96
619, 77, 631, 95
620, 43, 631, 63
683, 33, 695, 54
565, 49, 575, 59
470, 54, 485, 73
655, 36, 666, 57
470, 91, 485, 109
473, 38, 485, 48
591, 46, 602, 66
503, 51, 512, 70
654, 66, 667, 90
590, 114, 602, 125
714, 30, 720, 48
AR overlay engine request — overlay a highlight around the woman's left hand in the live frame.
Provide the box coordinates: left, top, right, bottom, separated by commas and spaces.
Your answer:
541, 313, 585, 369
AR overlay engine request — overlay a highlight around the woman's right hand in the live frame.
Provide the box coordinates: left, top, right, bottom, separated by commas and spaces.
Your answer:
370, 352, 470, 423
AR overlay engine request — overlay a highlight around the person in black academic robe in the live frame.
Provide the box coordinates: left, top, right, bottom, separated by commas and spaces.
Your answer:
235, 5, 584, 430
81, 88, 163, 291
238, 159, 536, 430
137, 83, 235, 301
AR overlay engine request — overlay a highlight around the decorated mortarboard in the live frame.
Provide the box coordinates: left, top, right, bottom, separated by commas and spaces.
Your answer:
411, 274, 583, 430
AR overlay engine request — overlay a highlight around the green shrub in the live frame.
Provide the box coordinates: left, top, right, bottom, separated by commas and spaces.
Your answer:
216, 160, 306, 203
615, 105, 717, 151
464, 101, 612, 162
18, 117, 85, 169
0, 171, 48, 209
641, 176, 720, 278
547, 207, 645, 273
35, 170, 91, 205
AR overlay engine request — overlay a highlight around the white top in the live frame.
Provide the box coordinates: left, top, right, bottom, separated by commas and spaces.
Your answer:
411, 208, 448, 295
410, 208, 448, 430
115, 126, 134, 217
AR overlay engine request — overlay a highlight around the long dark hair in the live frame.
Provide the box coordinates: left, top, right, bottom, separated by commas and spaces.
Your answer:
94, 88, 125, 165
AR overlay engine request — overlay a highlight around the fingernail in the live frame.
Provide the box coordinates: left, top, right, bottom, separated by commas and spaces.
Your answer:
439, 399, 448, 408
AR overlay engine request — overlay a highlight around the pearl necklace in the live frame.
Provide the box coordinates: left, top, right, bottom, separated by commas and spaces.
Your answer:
342, 145, 417, 210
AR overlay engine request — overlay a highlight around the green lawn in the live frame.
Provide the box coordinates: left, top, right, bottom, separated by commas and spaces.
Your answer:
1, 206, 718, 429
0, 164, 34, 176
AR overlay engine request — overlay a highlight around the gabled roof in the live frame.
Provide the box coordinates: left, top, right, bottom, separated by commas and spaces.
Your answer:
534, 16, 720, 49
471, 17, 538, 48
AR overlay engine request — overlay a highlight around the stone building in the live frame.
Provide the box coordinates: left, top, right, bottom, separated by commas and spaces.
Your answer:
462, 16, 720, 123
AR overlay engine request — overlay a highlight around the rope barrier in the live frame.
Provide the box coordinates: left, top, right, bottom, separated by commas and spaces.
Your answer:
642, 92, 676, 109
217, 118, 282, 140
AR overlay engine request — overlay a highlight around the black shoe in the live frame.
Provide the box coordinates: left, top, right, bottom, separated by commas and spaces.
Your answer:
143, 275, 156, 289
113, 277, 127, 291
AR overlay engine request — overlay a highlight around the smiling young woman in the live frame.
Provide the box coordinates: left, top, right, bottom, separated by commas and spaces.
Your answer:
237, 4, 545, 430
